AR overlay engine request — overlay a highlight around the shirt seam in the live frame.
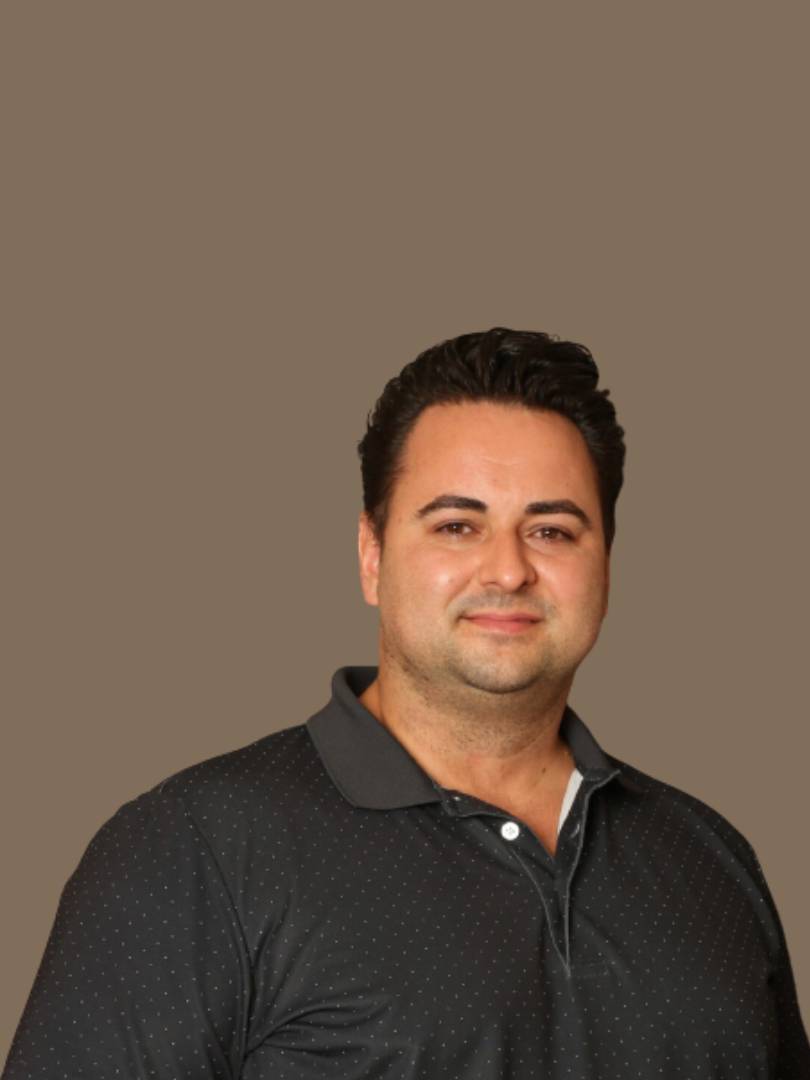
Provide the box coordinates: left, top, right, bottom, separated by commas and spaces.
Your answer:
157, 786, 253, 1076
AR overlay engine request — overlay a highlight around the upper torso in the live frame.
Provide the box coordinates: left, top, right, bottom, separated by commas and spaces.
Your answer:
4, 667, 808, 1080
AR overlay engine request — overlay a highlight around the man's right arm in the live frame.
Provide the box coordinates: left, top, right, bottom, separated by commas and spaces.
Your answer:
2, 788, 250, 1079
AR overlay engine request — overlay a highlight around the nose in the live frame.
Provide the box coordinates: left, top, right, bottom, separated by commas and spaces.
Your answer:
476, 530, 538, 592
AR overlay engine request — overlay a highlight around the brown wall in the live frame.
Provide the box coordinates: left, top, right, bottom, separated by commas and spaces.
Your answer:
3, 2, 808, 1059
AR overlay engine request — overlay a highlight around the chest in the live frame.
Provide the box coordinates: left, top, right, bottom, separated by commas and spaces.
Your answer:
239, 806, 778, 1079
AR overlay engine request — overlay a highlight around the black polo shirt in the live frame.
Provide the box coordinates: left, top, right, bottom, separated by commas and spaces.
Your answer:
4, 666, 809, 1079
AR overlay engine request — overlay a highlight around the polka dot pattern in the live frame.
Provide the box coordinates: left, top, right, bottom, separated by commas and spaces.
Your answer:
4, 666, 808, 1078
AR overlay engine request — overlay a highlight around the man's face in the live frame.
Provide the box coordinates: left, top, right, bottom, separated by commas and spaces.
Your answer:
358, 401, 611, 699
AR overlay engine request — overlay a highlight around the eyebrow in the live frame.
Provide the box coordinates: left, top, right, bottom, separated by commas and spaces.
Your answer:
414, 493, 593, 528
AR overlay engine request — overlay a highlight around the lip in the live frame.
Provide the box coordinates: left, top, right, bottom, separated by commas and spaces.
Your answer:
462, 613, 541, 634
464, 612, 540, 622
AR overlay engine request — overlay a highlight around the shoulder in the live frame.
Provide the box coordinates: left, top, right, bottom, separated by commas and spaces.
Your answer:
605, 754, 790, 959
71, 723, 332, 916
138, 721, 336, 848
151, 720, 321, 807
607, 754, 762, 872
83, 723, 328, 857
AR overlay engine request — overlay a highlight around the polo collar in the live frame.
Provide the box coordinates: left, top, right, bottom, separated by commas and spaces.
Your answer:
306, 666, 643, 810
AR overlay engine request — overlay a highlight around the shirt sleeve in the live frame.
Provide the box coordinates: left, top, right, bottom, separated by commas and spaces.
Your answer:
2, 788, 250, 1080
746, 843, 810, 1078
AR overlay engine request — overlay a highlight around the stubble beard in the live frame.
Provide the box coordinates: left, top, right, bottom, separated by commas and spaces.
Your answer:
379, 610, 578, 721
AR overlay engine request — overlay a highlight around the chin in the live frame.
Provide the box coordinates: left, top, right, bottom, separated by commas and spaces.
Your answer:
471, 679, 540, 696
454, 663, 550, 696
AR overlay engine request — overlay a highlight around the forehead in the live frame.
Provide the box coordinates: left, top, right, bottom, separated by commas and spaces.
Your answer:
394, 401, 600, 505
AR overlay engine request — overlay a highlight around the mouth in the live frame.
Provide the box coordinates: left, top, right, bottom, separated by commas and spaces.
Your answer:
461, 613, 541, 634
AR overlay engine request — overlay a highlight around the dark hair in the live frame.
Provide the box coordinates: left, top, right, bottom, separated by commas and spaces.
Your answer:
358, 327, 626, 551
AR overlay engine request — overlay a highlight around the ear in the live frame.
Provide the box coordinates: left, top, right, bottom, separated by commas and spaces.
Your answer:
358, 512, 381, 607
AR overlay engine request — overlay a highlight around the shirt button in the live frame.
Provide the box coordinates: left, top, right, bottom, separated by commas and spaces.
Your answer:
500, 821, 520, 841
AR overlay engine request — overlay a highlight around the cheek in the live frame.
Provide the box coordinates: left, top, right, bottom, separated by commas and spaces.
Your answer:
390, 547, 472, 601
545, 558, 607, 608
419, 550, 473, 595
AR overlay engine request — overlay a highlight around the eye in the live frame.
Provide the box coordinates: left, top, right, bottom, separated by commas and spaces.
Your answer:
435, 521, 475, 537
533, 525, 573, 542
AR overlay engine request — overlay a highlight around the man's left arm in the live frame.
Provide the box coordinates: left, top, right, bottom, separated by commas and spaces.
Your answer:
747, 844, 810, 1077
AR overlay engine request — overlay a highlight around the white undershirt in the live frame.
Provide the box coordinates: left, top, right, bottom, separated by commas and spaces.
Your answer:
557, 767, 584, 836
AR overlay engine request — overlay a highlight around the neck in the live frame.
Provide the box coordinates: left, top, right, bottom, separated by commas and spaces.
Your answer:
358, 659, 575, 805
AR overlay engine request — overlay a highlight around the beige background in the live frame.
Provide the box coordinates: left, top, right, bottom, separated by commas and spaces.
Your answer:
2, 1, 808, 1060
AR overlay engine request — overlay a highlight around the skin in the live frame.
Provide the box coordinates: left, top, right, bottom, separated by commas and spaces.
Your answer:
357, 400, 611, 855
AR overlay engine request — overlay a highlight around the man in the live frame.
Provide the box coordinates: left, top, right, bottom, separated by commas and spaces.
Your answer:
4, 327, 808, 1078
